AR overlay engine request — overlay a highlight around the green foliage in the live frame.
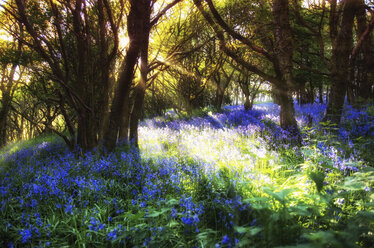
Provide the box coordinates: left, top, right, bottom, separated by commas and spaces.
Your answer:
2, 103, 374, 247
309, 171, 326, 193
0, 43, 38, 66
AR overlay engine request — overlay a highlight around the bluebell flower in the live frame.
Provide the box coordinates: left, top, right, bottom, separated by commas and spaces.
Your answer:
181, 216, 194, 225
326, 189, 334, 194
19, 228, 32, 243
222, 235, 230, 244
107, 229, 118, 241
99, 223, 106, 230
64, 203, 74, 215
171, 208, 177, 218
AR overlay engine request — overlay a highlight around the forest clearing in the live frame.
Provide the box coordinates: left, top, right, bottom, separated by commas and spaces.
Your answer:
1, 0, 374, 247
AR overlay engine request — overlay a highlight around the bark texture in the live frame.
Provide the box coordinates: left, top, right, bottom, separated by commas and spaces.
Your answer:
103, 0, 149, 151
129, 1, 151, 147
324, 0, 357, 123
272, 0, 300, 135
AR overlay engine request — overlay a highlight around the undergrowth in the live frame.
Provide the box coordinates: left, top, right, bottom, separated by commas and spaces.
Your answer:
1, 103, 373, 247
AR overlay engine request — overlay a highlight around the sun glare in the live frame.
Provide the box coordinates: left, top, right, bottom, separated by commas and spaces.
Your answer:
0, 29, 12, 42
302, 0, 325, 7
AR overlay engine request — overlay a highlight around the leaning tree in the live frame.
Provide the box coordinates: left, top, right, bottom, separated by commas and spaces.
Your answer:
193, 0, 300, 136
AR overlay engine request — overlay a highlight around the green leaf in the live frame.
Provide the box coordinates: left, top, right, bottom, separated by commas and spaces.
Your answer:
146, 211, 163, 218
319, 162, 340, 172
167, 220, 180, 228
245, 197, 271, 210
146, 208, 169, 218
196, 228, 216, 239
235, 225, 262, 235
341, 179, 366, 191
289, 205, 312, 217
309, 171, 326, 193
263, 187, 295, 203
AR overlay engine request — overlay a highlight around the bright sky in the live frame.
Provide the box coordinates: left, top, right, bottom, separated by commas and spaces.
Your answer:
302, 0, 324, 8
0, 0, 342, 44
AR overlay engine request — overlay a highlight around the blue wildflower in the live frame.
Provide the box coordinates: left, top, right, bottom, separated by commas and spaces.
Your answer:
222, 235, 230, 244
107, 229, 118, 241
171, 208, 177, 218
19, 228, 32, 243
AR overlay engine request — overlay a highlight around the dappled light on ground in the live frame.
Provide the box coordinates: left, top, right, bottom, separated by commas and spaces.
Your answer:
1, 103, 374, 247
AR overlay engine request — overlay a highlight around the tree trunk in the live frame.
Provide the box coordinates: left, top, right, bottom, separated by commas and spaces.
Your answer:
355, 0, 374, 102
276, 84, 299, 133
0, 65, 17, 148
324, 0, 356, 123
319, 85, 323, 103
96, 0, 113, 143
239, 82, 251, 110
308, 83, 315, 103
273, 0, 300, 136
272, 87, 281, 105
103, 45, 140, 151
76, 111, 97, 151
103, 0, 147, 151
0, 97, 11, 147
119, 96, 130, 142
129, 1, 151, 148
130, 84, 146, 146
244, 94, 253, 110
215, 86, 224, 111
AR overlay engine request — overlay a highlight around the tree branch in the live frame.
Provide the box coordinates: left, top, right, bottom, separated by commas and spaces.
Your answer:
349, 10, 374, 63
10, 105, 74, 149
150, 0, 183, 27
193, 0, 280, 85
204, 0, 273, 61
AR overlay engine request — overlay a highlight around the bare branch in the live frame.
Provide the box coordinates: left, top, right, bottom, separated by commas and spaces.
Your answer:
150, 0, 183, 27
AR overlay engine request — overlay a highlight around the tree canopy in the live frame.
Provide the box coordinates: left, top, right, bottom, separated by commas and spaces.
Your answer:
0, 0, 373, 150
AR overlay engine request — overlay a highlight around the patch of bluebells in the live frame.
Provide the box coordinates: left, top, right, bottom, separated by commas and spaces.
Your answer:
1, 139, 213, 246
295, 103, 373, 174
215, 234, 240, 248
1, 102, 372, 246
89, 217, 106, 231
212, 194, 251, 231
17, 215, 50, 244
179, 196, 204, 231
341, 105, 374, 137
310, 141, 361, 175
